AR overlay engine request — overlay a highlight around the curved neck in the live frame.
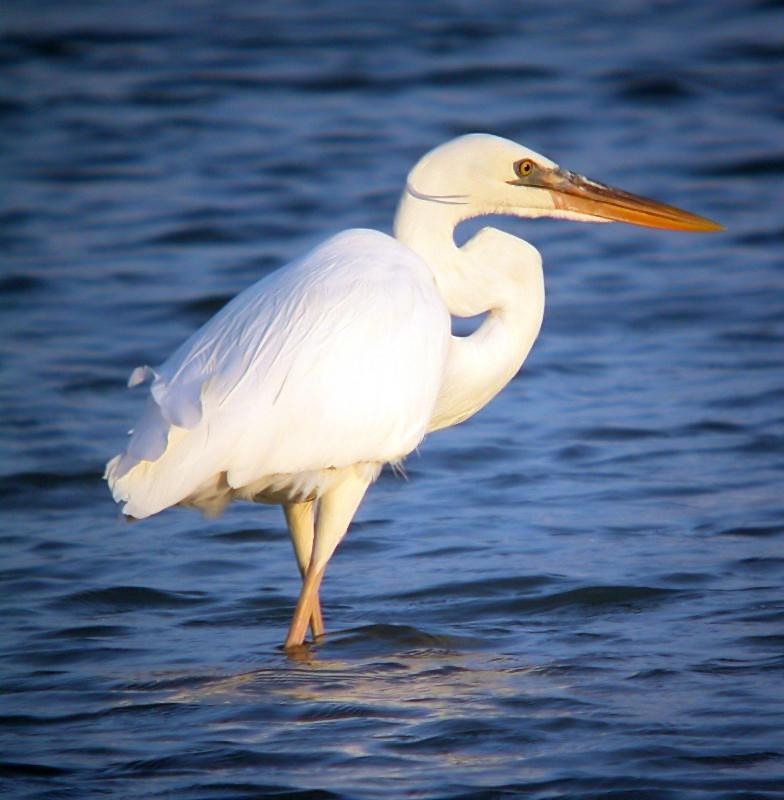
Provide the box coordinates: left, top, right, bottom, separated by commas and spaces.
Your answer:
395, 187, 497, 317
394, 187, 545, 432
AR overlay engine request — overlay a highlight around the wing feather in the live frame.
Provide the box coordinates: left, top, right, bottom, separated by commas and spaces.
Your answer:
106, 229, 449, 518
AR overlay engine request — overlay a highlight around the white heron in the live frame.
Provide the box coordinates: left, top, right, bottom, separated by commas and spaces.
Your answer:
105, 134, 720, 648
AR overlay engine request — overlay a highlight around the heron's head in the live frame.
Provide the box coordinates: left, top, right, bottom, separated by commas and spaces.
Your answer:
406, 133, 722, 232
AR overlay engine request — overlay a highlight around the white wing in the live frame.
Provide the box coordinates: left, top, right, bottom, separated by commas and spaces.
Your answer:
106, 229, 450, 518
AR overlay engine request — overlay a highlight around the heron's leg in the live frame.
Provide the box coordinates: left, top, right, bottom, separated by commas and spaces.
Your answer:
284, 468, 370, 649
282, 500, 323, 638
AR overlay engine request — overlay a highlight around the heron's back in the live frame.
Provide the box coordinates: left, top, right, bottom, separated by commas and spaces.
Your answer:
105, 229, 450, 519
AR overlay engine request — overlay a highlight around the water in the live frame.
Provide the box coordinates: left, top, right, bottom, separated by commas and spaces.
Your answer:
2, 1, 783, 797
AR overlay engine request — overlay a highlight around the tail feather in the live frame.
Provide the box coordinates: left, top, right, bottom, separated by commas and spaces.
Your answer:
106, 417, 234, 519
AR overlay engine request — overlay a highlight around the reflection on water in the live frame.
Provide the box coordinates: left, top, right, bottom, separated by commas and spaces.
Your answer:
2, 0, 784, 797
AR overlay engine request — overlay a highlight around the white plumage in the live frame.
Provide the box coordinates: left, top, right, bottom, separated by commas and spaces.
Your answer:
106, 133, 719, 648
106, 229, 449, 519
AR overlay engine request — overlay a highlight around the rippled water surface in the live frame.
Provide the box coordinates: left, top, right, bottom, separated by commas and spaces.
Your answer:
2, 1, 784, 798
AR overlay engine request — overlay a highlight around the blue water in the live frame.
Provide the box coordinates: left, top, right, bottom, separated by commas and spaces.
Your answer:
2, 1, 783, 798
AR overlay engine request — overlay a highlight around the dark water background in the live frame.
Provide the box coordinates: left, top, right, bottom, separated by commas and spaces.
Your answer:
2, 1, 784, 798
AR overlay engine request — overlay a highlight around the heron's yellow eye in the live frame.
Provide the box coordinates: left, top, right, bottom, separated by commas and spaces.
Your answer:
515, 159, 535, 178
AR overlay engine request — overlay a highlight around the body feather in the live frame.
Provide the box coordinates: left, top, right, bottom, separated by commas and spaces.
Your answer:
106, 229, 450, 518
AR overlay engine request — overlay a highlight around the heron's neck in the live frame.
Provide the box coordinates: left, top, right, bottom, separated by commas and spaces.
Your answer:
394, 189, 501, 317
394, 188, 545, 432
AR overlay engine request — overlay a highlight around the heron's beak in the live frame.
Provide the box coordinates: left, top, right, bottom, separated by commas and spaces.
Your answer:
515, 168, 723, 232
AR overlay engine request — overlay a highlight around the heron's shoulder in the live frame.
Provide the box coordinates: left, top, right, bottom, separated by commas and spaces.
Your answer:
322, 227, 407, 253
306, 228, 430, 277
